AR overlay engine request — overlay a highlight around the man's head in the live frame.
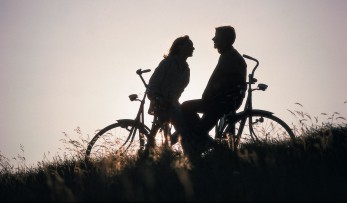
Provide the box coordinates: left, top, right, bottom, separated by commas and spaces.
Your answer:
212, 26, 236, 53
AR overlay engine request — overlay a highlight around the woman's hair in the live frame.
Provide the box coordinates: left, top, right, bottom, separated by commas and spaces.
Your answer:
165, 35, 191, 58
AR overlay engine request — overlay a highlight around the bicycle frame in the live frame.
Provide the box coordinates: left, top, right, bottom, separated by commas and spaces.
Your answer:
118, 69, 171, 150
216, 54, 274, 147
115, 69, 151, 150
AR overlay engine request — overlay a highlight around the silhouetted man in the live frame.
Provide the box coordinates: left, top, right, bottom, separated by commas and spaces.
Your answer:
181, 26, 247, 151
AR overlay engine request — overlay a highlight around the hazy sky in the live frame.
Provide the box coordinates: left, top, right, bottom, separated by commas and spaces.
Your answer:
1, 0, 346, 167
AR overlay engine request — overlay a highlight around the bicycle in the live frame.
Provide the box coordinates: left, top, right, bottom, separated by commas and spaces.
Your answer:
85, 55, 295, 162
214, 55, 295, 150
85, 68, 175, 162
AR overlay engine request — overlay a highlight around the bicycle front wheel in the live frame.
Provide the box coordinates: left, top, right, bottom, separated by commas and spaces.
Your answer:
223, 111, 295, 148
85, 120, 150, 162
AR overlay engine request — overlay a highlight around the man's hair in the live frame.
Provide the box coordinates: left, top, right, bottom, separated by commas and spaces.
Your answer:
216, 26, 236, 45
167, 35, 191, 57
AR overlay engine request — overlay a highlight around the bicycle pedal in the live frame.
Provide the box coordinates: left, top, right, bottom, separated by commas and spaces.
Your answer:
201, 148, 214, 158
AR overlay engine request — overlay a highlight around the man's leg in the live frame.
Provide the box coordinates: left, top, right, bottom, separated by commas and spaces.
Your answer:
181, 99, 205, 130
190, 101, 228, 152
193, 101, 224, 135
170, 99, 207, 144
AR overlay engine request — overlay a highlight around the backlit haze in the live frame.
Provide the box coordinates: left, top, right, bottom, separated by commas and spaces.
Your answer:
1, 0, 346, 166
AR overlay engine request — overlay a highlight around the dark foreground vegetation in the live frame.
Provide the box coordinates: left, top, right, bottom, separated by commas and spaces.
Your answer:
1, 124, 347, 202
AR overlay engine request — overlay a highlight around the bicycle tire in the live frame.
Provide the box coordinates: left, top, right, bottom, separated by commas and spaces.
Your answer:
85, 120, 150, 162
221, 110, 295, 148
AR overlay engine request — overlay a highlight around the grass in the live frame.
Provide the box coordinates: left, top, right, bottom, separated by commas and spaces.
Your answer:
1, 105, 347, 201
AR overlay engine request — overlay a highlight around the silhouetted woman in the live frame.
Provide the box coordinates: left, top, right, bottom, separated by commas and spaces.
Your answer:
147, 35, 194, 147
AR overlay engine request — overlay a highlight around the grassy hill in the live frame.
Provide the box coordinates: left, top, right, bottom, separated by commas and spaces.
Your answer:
1, 123, 347, 201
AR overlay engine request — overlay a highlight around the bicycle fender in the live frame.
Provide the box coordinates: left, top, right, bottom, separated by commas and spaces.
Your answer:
250, 109, 274, 116
235, 109, 274, 118
116, 119, 151, 134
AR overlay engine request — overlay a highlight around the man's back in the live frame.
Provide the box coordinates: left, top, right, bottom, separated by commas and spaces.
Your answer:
202, 47, 247, 101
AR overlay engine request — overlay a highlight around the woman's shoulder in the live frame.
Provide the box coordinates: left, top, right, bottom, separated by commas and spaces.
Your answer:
159, 55, 174, 66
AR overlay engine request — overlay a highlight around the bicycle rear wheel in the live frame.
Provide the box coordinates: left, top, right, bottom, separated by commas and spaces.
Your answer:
222, 111, 295, 148
85, 120, 150, 162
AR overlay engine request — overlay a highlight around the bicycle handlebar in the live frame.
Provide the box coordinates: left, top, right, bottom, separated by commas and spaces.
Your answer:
136, 68, 151, 89
243, 54, 259, 77
136, 69, 151, 75
243, 54, 258, 62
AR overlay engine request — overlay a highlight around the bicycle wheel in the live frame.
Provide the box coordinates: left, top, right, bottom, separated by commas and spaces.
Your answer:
85, 120, 150, 162
221, 111, 295, 148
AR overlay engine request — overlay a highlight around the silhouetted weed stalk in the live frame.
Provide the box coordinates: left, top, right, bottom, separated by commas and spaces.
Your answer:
1, 102, 347, 201
288, 102, 346, 137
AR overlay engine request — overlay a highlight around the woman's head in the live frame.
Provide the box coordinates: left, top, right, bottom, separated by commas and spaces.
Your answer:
166, 35, 194, 58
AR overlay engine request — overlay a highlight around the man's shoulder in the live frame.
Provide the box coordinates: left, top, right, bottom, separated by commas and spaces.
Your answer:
229, 47, 243, 57
220, 48, 244, 62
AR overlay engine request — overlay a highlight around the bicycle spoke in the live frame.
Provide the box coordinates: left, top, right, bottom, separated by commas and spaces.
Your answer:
124, 127, 138, 152
121, 124, 136, 146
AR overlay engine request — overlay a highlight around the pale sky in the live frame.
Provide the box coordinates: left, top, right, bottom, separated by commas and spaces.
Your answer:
1, 0, 346, 167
